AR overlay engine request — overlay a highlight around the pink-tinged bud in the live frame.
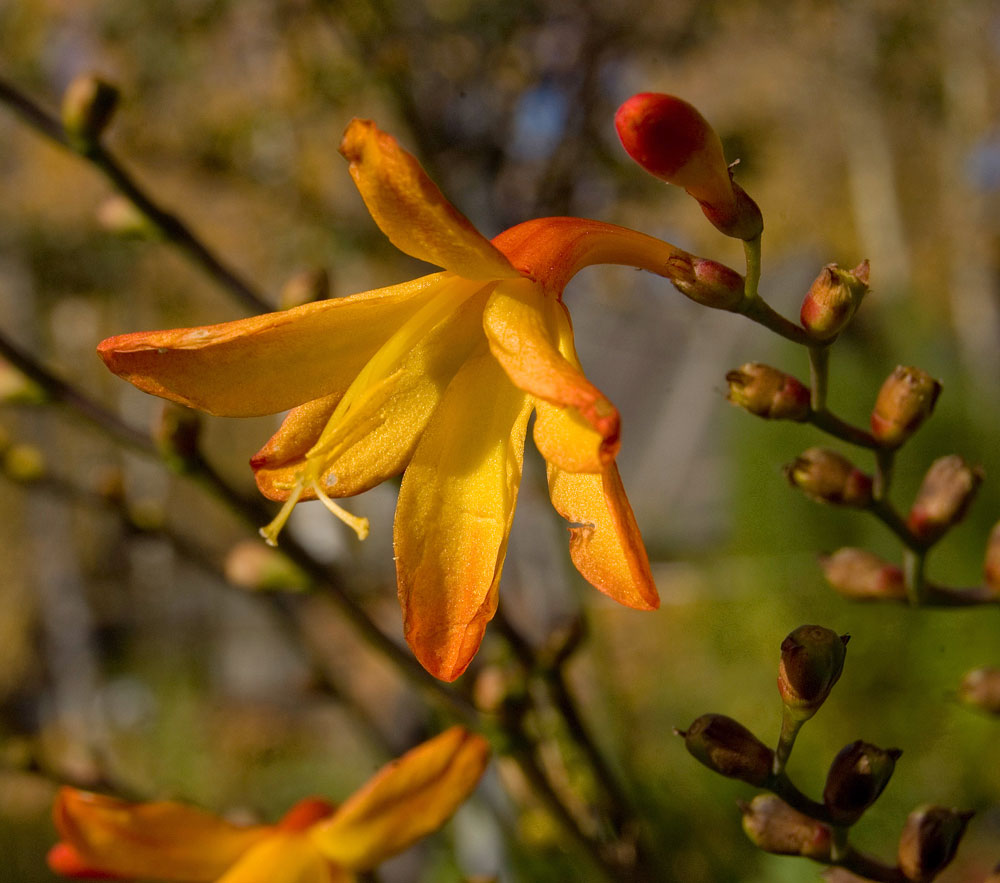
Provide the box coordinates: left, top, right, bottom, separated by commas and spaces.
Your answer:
778, 625, 849, 721
677, 714, 774, 786
906, 455, 983, 544
669, 255, 746, 310
280, 268, 330, 309
740, 794, 833, 860
784, 448, 873, 507
870, 366, 941, 449
224, 540, 310, 593
726, 363, 810, 421
61, 73, 119, 148
897, 805, 973, 882
96, 195, 155, 238
957, 666, 1000, 716
822, 740, 901, 826
799, 260, 870, 341
153, 403, 202, 473
819, 548, 906, 602
985, 521, 1000, 590
615, 92, 763, 240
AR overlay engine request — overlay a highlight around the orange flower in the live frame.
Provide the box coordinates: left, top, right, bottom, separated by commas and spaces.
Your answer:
48, 727, 489, 882
98, 119, 702, 680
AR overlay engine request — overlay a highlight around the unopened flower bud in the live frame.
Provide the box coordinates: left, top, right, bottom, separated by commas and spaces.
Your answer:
897, 805, 973, 882
280, 268, 330, 310
61, 74, 119, 148
784, 448, 873, 507
985, 521, 1000, 590
822, 740, 901, 826
97, 196, 156, 238
615, 92, 763, 240
677, 714, 774, 786
778, 625, 849, 721
799, 261, 870, 341
819, 548, 906, 602
906, 456, 983, 544
726, 363, 810, 421
740, 794, 832, 860
153, 403, 202, 473
224, 540, 309, 592
0, 360, 45, 404
957, 666, 1000, 716
3, 443, 45, 483
669, 255, 746, 310
871, 366, 941, 449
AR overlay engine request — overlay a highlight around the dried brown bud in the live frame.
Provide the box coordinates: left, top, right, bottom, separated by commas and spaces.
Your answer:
61, 73, 119, 147
778, 625, 849, 721
819, 548, 906, 602
871, 366, 941, 449
800, 260, 870, 341
740, 794, 832, 859
678, 714, 774, 786
726, 363, 810, 421
822, 740, 901, 826
897, 805, 973, 882
983, 521, 1000, 590
153, 403, 202, 472
280, 268, 331, 309
906, 456, 983, 544
669, 256, 746, 310
784, 448, 873, 507
957, 667, 1000, 716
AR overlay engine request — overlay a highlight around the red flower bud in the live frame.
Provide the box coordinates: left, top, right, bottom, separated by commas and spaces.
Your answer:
986, 521, 1000, 591
784, 448, 873, 507
958, 666, 1000, 716
897, 805, 973, 882
669, 255, 746, 310
822, 740, 901, 826
678, 714, 774, 786
726, 363, 810, 421
870, 366, 941, 449
799, 261, 870, 341
615, 92, 763, 240
819, 548, 906, 602
740, 794, 832, 860
906, 455, 983, 544
778, 625, 849, 721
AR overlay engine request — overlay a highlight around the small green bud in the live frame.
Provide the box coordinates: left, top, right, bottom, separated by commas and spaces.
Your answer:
725, 362, 810, 421
784, 448, 873, 507
957, 667, 1000, 716
897, 805, 973, 882
677, 714, 774, 786
153, 403, 202, 473
800, 260, 870, 341
870, 366, 941, 449
280, 268, 330, 310
61, 73, 119, 148
819, 548, 906, 602
906, 456, 983, 544
822, 740, 902, 826
740, 794, 832, 860
778, 625, 849, 721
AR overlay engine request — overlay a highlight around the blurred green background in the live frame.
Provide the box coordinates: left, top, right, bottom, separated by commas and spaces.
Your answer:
1, 0, 999, 880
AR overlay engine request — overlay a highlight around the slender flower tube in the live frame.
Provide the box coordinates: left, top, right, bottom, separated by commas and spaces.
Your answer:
96, 120, 711, 680
48, 727, 489, 882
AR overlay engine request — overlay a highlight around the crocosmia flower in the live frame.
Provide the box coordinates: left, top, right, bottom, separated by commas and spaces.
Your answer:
48, 726, 489, 882
98, 118, 708, 680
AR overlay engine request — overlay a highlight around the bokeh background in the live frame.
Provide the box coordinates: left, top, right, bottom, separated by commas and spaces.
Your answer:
2, 0, 1000, 880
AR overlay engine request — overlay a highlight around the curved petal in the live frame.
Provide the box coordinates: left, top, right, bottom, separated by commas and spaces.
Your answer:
97, 273, 447, 417
394, 348, 532, 681
483, 279, 619, 470
50, 788, 270, 882
252, 285, 489, 501
215, 834, 346, 883
311, 727, 489, 871
339, 119, 519, 281
546, 463, 659, 610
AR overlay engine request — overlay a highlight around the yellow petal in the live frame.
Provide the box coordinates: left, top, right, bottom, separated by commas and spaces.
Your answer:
97, 273, 447, 417
339, 119, 519, 281
252, 284, 489, 501
546, 463, 659, 610
51, 787, 270, 881
533, 399, 608, 474
394, 349, 532, 681
215, 833, 347, 883
310, 727, 490, 871
483, 279, 619, 470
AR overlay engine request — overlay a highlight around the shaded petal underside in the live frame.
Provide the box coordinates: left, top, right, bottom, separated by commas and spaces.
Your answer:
216, 834, 345, 883
394, 348, 532, 681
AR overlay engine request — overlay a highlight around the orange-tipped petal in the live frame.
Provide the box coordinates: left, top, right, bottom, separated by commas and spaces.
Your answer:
546, 463, 659, 610
252, 284, 488, 501
47, 842, 123, 879
51, 787, 270, 881
340, 119, 519, 281
215, 834, 345, 883
483, 279, 619, 469
97, 274, 445, 417
394, 350, 532, 681
311, 727, 490, 870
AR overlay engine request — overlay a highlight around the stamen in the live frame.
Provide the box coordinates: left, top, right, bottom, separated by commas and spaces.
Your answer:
259, 479, 306, 547
310, 477, 370, 541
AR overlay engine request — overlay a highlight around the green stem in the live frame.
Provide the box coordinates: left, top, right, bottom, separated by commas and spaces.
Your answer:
742, 235, 762, 301
808, 345, 830, 412
830, 826, 849, 863
873, 447, 895, 501
738, 294, 815, 345
806, 409, 879, 448
767, 772, 830, 821
837, 846, 908, 883
867, 498, 923, 552
903, 547, 928, 606
773, 707, 804, 776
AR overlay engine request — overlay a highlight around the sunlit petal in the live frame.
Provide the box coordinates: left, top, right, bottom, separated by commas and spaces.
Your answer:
215, 834, 344, 883
546, 463, 659, 610
340, 119, 519, 281
97, 274, 447, 416
51, 788, 270, 882
483, 279, 619, 469
394, 350, 532, 681
311, 727, 490, 870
